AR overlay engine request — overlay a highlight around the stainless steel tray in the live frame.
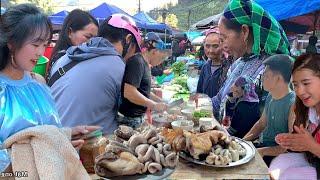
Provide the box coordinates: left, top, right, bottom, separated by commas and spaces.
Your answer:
179, 137, 255, 167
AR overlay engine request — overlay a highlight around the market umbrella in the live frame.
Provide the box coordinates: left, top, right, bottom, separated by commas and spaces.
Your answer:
48, 10, 69, 31
49, 10, 69, 25
186, 31, 202, 41
133, 12, 172, 33
256, 0, 320, 34
191, 13, 222, 30
284, 11, 320, 34
191, 36, 205, 45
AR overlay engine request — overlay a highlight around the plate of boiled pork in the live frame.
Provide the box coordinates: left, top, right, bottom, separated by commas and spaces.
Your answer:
95, 125, 178, 180
161, 127, 256, 167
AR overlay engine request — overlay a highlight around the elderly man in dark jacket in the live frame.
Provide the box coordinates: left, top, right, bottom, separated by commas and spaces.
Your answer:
196, 28, 231, 98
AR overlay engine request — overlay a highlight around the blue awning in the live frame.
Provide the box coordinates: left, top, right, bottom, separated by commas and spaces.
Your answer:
134, 12, 159, 24
89, 3, 121, 20
133, 12, 172, 33
48, 10, 69, 25
89, 3, 145, 29
256, 0, 320, 33
185, 31, 202, 41
255, 0, 320, 21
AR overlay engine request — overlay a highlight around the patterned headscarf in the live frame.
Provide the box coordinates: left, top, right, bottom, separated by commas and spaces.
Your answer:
234, 76, 259, 103
223, 0, 290, 55
205, 27, 220, 37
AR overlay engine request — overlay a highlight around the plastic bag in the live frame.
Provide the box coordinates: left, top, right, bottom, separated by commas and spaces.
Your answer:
187, 75, 199, 93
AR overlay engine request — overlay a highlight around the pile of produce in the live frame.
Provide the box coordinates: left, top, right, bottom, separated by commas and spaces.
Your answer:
95, 126, 179, 178
192, 110, 211, 119
173, 93, 190, 102
172, 75, 188, 92
172, 75, 189, 101
171, 61, 186, 76
192, 109, 212, 125
162, 75, 190, 101
162, 84, 183, 92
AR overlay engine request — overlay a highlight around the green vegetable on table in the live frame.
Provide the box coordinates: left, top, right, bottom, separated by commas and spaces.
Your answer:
171, 61, 186, 76
172, 75, 188, 90
173, 93, 190, 102
192, 110, 211, 119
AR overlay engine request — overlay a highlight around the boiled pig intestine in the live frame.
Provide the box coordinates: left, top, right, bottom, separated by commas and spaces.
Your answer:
96, 126, 179, 177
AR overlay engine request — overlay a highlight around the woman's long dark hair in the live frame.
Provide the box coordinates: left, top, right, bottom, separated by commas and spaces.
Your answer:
51, 9, 98, 60
0, 3, 52, 71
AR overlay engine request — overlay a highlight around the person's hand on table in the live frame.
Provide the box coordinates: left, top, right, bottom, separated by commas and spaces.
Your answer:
71, 125, 101, 150
189, 93, 199, 107
163, 69, 172, 75
221, 116, 231, 128
275, 124, 316, 152
189, 93, 198, 101
257, 148, 266, 157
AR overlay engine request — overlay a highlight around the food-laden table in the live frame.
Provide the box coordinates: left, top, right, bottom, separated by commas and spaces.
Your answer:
170, 145, 269, 179
90, 88, 269, 179
90, 142, 269, 180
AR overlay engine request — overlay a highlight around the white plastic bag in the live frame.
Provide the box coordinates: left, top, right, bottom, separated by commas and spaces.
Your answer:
187, 75, 199, 93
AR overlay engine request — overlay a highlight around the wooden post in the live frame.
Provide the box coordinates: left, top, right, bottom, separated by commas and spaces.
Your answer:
313, 11, 319, 36
187, 9, 191, 29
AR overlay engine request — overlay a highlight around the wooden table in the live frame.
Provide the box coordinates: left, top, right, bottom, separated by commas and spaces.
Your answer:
93, 110, 268, 179
170, 148, 269, 179
91, 144, 269, 180
92, 116, 269, 179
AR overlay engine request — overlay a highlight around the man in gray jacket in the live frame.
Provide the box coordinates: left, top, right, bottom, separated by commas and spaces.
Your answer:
50, 14, 142, 134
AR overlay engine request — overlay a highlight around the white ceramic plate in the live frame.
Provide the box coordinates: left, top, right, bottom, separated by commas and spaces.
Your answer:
179, 137, 256, 167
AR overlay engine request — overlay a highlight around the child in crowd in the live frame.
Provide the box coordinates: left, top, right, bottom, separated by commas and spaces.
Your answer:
222, 76, 260, 138
243, 54, 295, 166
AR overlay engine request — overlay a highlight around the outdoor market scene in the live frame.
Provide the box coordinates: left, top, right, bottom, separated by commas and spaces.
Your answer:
0, 0, 320, 179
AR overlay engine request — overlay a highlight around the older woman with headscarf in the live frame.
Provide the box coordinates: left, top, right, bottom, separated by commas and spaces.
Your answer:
211, 0, 290, 119
222, 76, 261, 138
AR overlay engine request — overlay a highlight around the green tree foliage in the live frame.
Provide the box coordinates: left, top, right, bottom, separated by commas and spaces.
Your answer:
149, 0, 228, 30
157, 13, 178, 28
9, 0, 55, 14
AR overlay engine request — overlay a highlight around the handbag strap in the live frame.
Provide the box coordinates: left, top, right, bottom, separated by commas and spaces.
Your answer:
48, 61, 79, 87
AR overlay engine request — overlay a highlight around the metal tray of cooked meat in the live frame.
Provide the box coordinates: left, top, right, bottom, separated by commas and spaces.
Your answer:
179, 137, 255, 167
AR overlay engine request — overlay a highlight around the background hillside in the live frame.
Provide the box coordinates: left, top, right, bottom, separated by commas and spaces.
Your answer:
149, 0, 228, 30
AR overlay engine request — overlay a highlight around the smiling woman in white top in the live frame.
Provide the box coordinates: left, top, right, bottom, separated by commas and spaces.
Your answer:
271, 54, 320, 179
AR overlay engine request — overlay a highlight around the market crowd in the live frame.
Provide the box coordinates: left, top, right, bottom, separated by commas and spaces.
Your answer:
0, 0, 319, 179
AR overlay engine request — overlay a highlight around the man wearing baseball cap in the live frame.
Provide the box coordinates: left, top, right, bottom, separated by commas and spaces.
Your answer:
118, 32, 170, 128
